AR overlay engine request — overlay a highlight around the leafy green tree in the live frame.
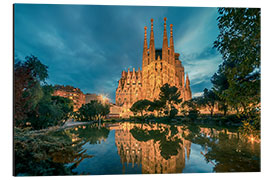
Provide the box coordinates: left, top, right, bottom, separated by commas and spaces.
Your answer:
213, 8, 260, 115
15, 55, 74, 130
148, 99, 166, 117
14, 55, 48, 127
158, 83, 182, 118
78, 100, 110, 121
198, 88, 219, 117
211, 68, 229, 115
181, 98, 201, 120
130, 99, 152, 116
27, 85, 74, 130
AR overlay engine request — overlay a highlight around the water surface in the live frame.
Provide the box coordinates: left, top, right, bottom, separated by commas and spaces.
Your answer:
53, 122, 260, 174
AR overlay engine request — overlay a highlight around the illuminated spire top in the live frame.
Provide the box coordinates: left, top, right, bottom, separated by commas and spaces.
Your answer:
149, 18, 155, 62
162, 17, 168, 62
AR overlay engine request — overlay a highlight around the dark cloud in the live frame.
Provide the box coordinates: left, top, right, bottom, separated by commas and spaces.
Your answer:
14, 4, 221, 101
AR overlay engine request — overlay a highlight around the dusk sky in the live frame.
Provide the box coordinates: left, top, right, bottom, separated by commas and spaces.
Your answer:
14, 4, 223, 103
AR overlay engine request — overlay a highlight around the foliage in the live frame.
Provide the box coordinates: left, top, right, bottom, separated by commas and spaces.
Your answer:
25, 85, 74, 130
14, 128, 92, 176
188, 109, 200, 120
148, 99, 166, 116
181, 97, 201, 111
14, 56, 73, 130
158, 83, 182, 118
169, 107, 178, 118
14, 55, 48, 125
199, 88, 219, 117
130, 99, 152, 116
213, 8, 260, 128
211, 69, 229, 115
77, 100, 110, 121
181, 98, 201, 120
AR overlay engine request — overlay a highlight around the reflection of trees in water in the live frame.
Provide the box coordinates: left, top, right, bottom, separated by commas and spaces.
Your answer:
115, 123, 189, 174
49, 130, 93, 168
67, 123, 110, 144
182, 124, 260, 172
14, 128, 92, 176
130, 124, 183, 160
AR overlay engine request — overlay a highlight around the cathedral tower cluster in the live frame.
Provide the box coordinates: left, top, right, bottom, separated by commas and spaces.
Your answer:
116, 18, 192, 108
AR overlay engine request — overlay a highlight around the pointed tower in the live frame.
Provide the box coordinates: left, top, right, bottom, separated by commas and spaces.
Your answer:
142, 26, 148, 68
132, 67, 136, 84
169, 24, 175, 65
149, 19, 155, 63
185, 73, 190, 88
185, 73, 192, 100
138, 67, 142, 84
162, 17, 168, 63
127, 68, 131, 85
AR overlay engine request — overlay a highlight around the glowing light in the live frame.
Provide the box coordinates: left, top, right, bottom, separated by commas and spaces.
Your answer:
99, 94, 110, 104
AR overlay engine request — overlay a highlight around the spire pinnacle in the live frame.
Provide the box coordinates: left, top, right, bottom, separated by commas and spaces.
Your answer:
149, 18, 155, 63
162, 17, 168, 63
144, 26, 147, 48
142, 26, 148, 67
169, 24, 175, 65
186, 73, 190, 86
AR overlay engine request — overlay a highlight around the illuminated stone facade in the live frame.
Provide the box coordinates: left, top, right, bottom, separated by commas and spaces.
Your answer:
116, 18, 192, 109
53, 85, 85, 111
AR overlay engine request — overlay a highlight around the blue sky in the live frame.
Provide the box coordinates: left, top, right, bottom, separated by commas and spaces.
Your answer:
14, 4, 223, 102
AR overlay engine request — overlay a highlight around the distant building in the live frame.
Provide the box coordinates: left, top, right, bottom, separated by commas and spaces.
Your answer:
85, 93, 109, 104
106, 104, 122, 119
115, 18, 192, 115
53, 85, 85, 111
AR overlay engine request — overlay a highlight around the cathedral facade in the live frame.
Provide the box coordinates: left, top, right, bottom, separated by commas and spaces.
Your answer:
116, 18, 192, 109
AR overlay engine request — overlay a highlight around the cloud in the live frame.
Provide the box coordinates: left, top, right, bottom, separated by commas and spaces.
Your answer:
14, 5, 221, 103
193, 92, 203, 98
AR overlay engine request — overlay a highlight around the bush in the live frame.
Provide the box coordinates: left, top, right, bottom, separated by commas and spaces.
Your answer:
77, 100, 110, 121
169, 108, 178, 118
188, 109, 200, 120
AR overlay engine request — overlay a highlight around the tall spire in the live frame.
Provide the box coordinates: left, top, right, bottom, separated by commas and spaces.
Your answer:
185, 73, 190, 87
162, 17, 168, 63
185, 73, 192, 100
142, 26, 148, 67
149, 18, 155, 63
170, 24, 175, 65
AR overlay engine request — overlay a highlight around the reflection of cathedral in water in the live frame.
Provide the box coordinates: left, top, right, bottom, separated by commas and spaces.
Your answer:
111, 123, 191, 174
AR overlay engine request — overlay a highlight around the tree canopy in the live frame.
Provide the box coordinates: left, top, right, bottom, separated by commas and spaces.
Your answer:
77, 100, 110, 121
130, 99, 152, 116
213, 8, 260, 113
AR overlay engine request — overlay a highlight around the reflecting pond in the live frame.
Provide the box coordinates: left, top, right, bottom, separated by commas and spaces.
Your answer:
52, 122, 260, 175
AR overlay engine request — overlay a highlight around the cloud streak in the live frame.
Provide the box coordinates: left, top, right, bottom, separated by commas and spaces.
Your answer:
14, 4, 221, 102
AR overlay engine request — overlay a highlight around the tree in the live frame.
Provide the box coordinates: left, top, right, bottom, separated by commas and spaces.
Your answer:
211, 68, 229, 115
213, 8, 260, 115
14, 55, 48, 127
148, 99, 166, 117
199, 88, 218, 117
78, 100, 110, 121
26, 85, 74, 130
130, 99, 152, 117
158, 83, 182, 118
14, 55, 74, 130
181, 98, 201, 120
